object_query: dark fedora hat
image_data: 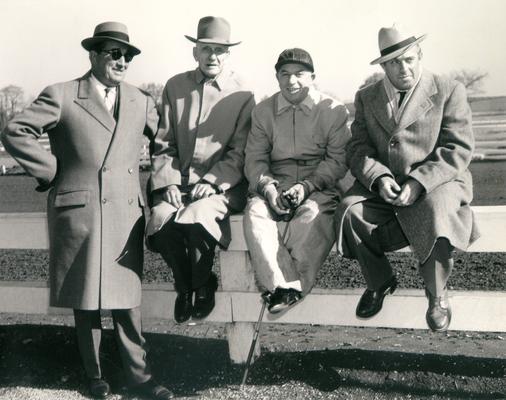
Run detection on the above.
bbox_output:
[81,21,141,55]
[184,16,241,46]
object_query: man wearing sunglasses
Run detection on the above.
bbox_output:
[147,16,255,323]
[1,22,173,399]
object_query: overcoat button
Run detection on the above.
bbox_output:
[128,198,133,205]
[102,198,107,204]
[128,168,133,174]
[102,166,107,172]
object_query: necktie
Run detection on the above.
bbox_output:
[398,91,407,108]
[104,87,114,114]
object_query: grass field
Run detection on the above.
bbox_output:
[0,160,505,213]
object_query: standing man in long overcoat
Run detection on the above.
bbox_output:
[335,25,480,332]
[243,48,350,313]
[147,16,255,323]
[1,22,173,400]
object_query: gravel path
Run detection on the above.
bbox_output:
[1,314,505,399]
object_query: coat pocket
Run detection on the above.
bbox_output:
[54,190,90,208]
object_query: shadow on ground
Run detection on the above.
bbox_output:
[0,324,505,399]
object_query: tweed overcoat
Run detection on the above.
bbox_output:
[1,72,159,309]
[335,71,480,263]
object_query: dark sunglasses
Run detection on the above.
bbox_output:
[100,48,134,62]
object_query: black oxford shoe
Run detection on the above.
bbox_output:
[88,378,111,399]
[192,273,218,319]
[356,276,397,318]
[133,379,174,399]
[425,288,452,332]
[268,288,303,314]
[174,291,193,323]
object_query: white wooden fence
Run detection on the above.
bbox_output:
[1,207,505,364]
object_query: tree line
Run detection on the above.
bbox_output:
[0,70,488,132]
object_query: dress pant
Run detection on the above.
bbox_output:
[149,219,217,293]
[341,197,453,296]
[243,193,337,295]
[73,307,151,384]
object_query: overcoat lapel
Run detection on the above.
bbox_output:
[74,72,116,133]
[397,72,437,131]
[103,82,138,164]
[366,83,396,134]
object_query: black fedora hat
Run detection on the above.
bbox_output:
[81,21,141,55]
[185,16,241,46]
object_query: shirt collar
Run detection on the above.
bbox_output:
[194,68,227,90]
[383,68,423,104]
[90,73,116,96]
[276,88,319,115]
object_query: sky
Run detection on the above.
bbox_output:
[1,0,505,102]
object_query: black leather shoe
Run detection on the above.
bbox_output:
[425,288,452,332]
[133,379,174,399]
[192,273,218,319]
[174,291,193,323]
[88,378,111,399]
[268,288,302,314]
[356,276,397,318]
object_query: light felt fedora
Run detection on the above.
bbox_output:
[81,21,141,55]
[185,16,241,46]
[370,24,426,65]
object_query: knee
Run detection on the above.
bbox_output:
[184,223,214,244]
[148,222,181,253]
[244,198,271,225]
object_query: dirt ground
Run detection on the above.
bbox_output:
[0,313,505,400]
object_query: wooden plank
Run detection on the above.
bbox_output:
[0,281,232,322]
[1,282,504,332]
[228,290,506,332]
[1,207,506,252]
[468,206,506,251]
[229,206,506,252]
[0,212,48,249]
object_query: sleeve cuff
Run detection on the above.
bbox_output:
[257,176,278,197]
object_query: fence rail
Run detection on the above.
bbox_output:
[1,208,505,363]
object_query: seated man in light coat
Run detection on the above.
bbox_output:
[147,17,255,323]
[335,25,480,331]
[244,48,350,314]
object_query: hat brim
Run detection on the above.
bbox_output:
[184,35,241,46]
[81,36,141,55]
[370,34,426,65]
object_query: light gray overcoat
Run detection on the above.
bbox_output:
[1,73,159,309]
[147,69,255,248]
[335,71,480,262]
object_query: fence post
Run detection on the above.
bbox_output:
[219,249,260,364]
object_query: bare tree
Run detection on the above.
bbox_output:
[450,69,488,95]
[359,72,385,89]
[139,83,164,109]
[0,85,26,131]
